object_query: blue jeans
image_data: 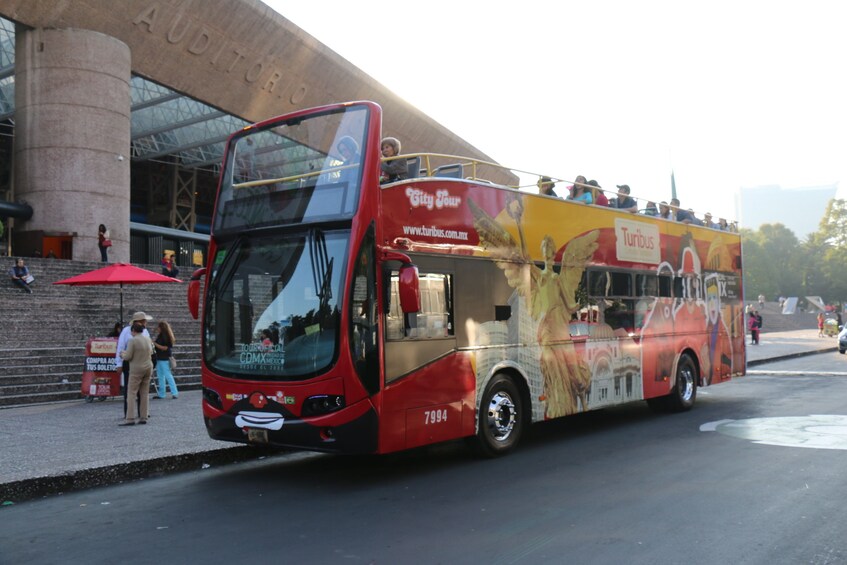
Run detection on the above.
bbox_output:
[155,359,179,398]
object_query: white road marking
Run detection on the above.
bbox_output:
[701,415,847,450]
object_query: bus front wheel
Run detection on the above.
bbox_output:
[472,374,524,457]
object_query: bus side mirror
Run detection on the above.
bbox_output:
[398,264,420,314]
[187,267,207,320]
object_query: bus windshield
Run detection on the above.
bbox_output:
[213,105,370,233]
[204,229,348,381]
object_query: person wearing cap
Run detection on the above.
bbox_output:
[687,208,704,226]
[537,176,559,198]
[116,311,152,418]
[119,322,154,426]
[703,212,717,229]
[611,185,638,213]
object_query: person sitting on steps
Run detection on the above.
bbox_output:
[9,258,34,294]
[161,253,180,278]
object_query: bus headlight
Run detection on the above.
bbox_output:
[302,394,345,416]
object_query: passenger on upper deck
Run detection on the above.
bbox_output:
[337,136,359,163]
[658,201,673,220]
[687,209,704,226]
[336,136,360,185]
[379,137,407,184]
[587,180,608,206]
[703,212,717,229]
[568,175,587,194]
[670,198,693,224]
[717,218,729,231]
[537,176,559,197]
[642,201,658,216]
[568,176,592,204]
[610,184,638,213]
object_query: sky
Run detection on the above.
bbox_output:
[264,0,847,223]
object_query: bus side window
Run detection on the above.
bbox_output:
[609,272,632,296]
[658,275,673,297]
[605,299,636,334]
[351,227,378,394]
[673,276,684,298]
[636,274,658,297]
[588,271,609,297]
[386,271,453,340]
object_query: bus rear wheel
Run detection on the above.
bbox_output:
[647,354,697,413]
[472,374,524,457]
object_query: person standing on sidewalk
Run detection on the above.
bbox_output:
[119,323,154,426]
[115,312,152,418]
[748,309,760,345]
[152,320,179,400]
[818,312,825,337]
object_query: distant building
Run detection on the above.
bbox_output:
[735,184,838,238]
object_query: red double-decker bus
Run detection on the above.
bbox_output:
[188,101,745,456]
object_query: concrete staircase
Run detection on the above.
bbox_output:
[0,257,202,407]
[752,301,820,334]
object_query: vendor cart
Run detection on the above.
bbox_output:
[824,317,839,337]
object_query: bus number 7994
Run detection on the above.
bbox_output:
[425,409,448,425]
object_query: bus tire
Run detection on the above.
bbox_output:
[665,353,697,412]
[472,373,524,458]
[647,354,697,413]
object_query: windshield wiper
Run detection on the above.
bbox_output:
[309,229,334,317]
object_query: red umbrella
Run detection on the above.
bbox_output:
[54,263,182,324]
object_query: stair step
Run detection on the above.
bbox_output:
[0,257,204,408]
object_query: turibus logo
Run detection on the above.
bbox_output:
[615,218,660,264]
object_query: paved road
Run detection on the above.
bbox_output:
[0,329,836,505]
[3,367,847,564]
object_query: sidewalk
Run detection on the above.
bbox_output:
[746,328,837,365]
[0,329,837,504]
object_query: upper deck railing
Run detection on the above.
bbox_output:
[383,152,739,232]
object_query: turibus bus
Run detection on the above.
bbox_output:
[187,101,745,457]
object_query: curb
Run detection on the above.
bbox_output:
[746,347,836,367]
[0,445,281,505]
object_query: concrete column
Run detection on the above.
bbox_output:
[13,26,131,261]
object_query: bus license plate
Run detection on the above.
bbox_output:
[247,429,268,444]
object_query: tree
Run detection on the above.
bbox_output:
[817,199,847,247]
[741,223,803,300]
[813,199,847,303]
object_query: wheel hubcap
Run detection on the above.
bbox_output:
[679,366,695,402]
[487,391,516,441]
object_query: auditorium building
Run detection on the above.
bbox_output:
[0,0,497,264]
